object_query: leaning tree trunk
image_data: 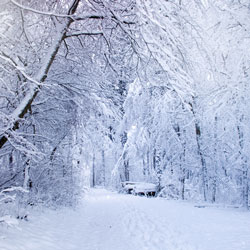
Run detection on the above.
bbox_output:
[0,0,80,149]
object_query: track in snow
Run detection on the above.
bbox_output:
[0,188,250,250]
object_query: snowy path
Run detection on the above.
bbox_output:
[1,188,250,250]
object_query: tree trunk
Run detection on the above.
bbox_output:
[23,160,31,190]
[237,122,249,209]
[212,116,218,203]
[0,0,81,149]
[92,153,96,187]
[123,152,129,181]
[101,150,106,186]
[189,99,208,201]
[242,167,249,209]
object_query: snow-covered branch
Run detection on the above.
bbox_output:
[10,0,74,18]
[0,0,81,149]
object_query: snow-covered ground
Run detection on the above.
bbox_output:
[0,188,250,250]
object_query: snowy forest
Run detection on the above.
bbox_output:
[0,0,250,224]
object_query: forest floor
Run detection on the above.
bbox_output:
[0,188,250,250]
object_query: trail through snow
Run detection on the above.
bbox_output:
[0,188,250,250]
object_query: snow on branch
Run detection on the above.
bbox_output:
[0,186,28,204]
[7,130,45,160]
[10,0,124,23]
[0,54,41,87]
[10,0,74,18]
[65,31,103,38]
[0,186,29,194]
[0,0,81,149]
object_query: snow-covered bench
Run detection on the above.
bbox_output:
[121,182,157,197]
